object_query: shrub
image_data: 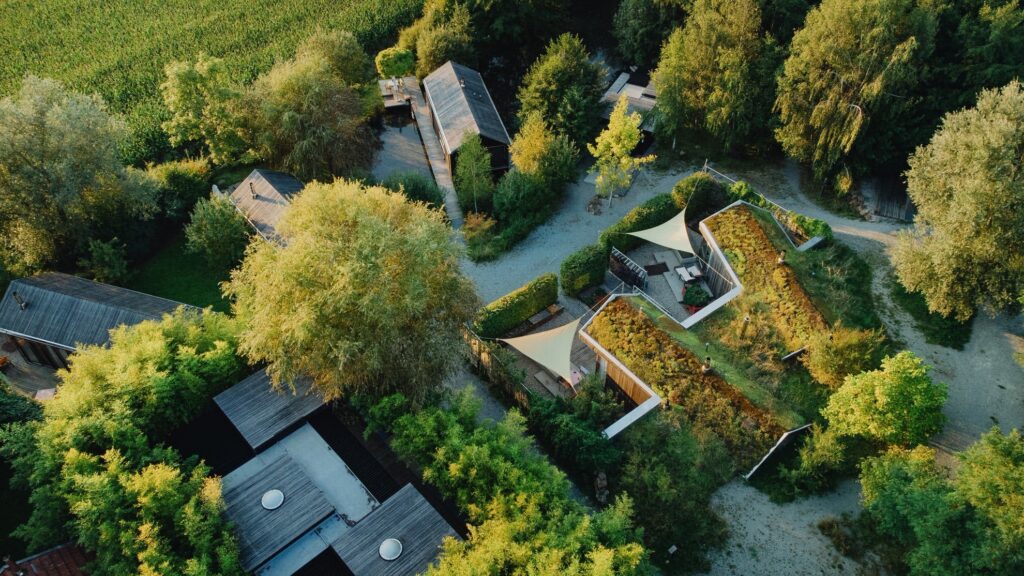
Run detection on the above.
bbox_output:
[560,243,608,296]
[493,170,549,224]
[779,424,848,495]
[147,159,213,222]
[375,46,415,77]
[803,325,886,389]
[463,212,501,261]
[78,238,129,284]
[473,273,559,337]
[0,380,41,426]
[598,193,678,253]
[381,171,445,208]
[453,133,495,213]
[671,172,730,218]
[185,194,251,270]
[728,180,833,241]
[683,284,714,307]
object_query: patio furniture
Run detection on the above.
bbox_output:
[675,266,694,283]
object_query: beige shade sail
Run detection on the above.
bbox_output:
[627,209,694,254]
[499,318,581,383]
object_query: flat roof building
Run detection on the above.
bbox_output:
[228,169,305,243]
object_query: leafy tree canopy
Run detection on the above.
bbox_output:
[225,179,478,404]
[613,0,686,70]
[185,193,251,270]
[823,351,946,446]
[518,33,607,146]
[0,76,159,276]
[0,310,245,574]
[774,0,938,182]
[588,96,655,198]
[454,132,495,214]
[161,54,246,165]
[893,81,1024,321]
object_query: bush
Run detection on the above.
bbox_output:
[473,273,559,337]
[493,170,549,224]
[185,194,250,270]
[803,325,886,389]
[560,243,608,296]
[78,238,129,284]
[375,46,415,77]
[779,424,848,495]
[671,172,730,218]
[381,171,445,208]
[463,212,502,261]
[453,133,495,213]
[598,193,678,253]
[728,180,833,241]
[0,380,41,426]
[147,158,212,222]
[683,284,713,307]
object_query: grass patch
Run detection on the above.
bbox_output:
[748,208,883,331]
[890,280,973,350]
[127,232,231,312]
[626,295,804,429]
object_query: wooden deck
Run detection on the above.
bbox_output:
[1,348,59,398]
[405,77,464,229]
[332,483,458,576]
[222,453,335,571]
[214,371,325,451]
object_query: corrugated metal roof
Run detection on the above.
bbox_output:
[0,273,184,350]
[228,169,304,243]
[422,61,511,156]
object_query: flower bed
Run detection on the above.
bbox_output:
[704,205,828,350]
[587,298,783,465]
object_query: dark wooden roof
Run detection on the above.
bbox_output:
[332,483,459,576]
[422,61,511,156]
[215,370,325,451]
[1,543,90,576]
[223,453,335,571]
[0,273,184,350]
[228,169,304,242]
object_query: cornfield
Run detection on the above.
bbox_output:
[0,0,423,163]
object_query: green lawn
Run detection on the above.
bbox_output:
[625,295,805,429]
[127,232,231,312]
[890,279,973,350]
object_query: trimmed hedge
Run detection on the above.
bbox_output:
[473,273,559,337]
[560,243,608,296]
[671,172,730,218]
[598,193,678,253]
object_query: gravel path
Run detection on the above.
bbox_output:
[462,165,694,303]
[708,480,862,576]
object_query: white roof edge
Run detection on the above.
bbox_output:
[603,395,661,438]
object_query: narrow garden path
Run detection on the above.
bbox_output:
[406,79,464,229]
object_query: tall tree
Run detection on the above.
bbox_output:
[224,180,478,403]
[822,351,946,447]
[415,4,476,77]
[454,132,496,213]
[0,76,159,276]
[295,29,374,85]
[242,51,375,181]
[955,427,1024,566]
[653,0,780,150]
[613,0,686,70]
[774,0,938,185]
[588,96,656,199]
[185,194,251,271]
[160,54,246,165]
[517,33,607,146]
[893,81,1024,321]
[509,111,579,189]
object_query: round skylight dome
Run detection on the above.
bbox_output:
[379,538,403,561]
[261,489,285,510]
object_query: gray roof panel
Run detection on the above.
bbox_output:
[0,273,184,349]
[215,370,325,451]
[422,61,511,155]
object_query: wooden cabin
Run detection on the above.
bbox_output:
[0,273,184,370]
[422,61,511,177]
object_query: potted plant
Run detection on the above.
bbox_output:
[682,285,713,313]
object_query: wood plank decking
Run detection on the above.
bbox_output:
[404,76,464,229]
[214,371,325,452]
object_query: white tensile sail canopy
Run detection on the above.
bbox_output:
[626,209,694,254]
[499,318,581,383]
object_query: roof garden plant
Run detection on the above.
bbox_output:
[704,204,828,351]
[587,297,784,466]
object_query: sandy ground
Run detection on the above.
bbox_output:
[708,480,862,576]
